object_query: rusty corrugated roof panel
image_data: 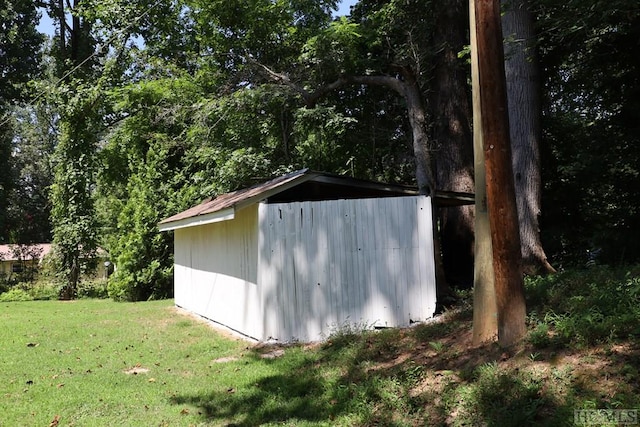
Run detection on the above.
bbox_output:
[159,169,316,226]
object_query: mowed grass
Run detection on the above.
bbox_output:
[1,266,640,426]
[0,300,251,426]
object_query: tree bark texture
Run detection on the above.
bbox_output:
[431,0,476,289]
[470,0,498,345]
[474,0,527,347]
[501,0,555,275]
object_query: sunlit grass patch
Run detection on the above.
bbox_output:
[1,267,639,426]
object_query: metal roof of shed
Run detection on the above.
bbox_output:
[158,169,474,231]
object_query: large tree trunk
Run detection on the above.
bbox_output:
[470,0,498,345]
[431,0,475,289]
[501,0,555,275]
[475,0,527,347]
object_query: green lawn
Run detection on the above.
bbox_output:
[1,267,640,426]
[0,299,377,426]
[0,300,254,426]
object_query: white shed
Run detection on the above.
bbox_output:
[159,169,471,342]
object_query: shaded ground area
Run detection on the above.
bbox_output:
[171,267,640,426]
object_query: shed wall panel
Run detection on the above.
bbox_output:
[258,195,436,342]
[173,205,261,339]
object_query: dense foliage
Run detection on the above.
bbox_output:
[0,0,638,300]
[536,0,640,266]
[0,0,44,243]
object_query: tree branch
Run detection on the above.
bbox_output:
[245,56,409,108]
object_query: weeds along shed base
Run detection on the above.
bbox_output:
[159,169,473,342]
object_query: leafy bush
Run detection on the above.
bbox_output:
[107,259,173,302]
[77,279,109,299]
[28,281,60,300]
[0,288,34,302]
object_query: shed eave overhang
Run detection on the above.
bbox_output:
[158,207,235,231]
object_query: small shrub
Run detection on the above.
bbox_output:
[528,322,552,348]
[28,281,59,300]
[0,288,34,302]
[77,279,109,299]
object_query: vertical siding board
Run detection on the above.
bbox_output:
[382,198,395,325]
[388,199,401,324]
[259,203,278,340]
[280,204,290,339]
[424,197,437,317]
[345,200,356,326]
[319,203,331,340]
[359,199,374,326]
[258,203,269,339]
[397,198,411,321]
[284,202,301,341]
[357,199,370,325]
[308,201,324,340]
[293,202,307,340]
[338,200,350,326]
[337,200,349,326]
[406,198,418,319]
[407,197,421,321]
[281,203,294,340]
[240,207,259,339]
[416,196,436,319]
[302,201,320,341]
[274,205,286,340]
[292,202,302,340]
[327,200,340,330]
[344,199,358,326]
[390,198,403,322]
[361,198,377,327]
[297,202,306,340]
[367,198,384,327]
[352,199,365,325]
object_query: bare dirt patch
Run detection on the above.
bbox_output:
[124,366,150,375]
[211,356,240,363]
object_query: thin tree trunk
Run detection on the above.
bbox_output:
[71,0,81,63]
[501,0,555,275]
[400,72,451,299]
[402,74,436,196]
[431,0,475,289]
[57,0,66,57]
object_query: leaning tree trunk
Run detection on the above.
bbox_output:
[430,0,475,289]
[501,0,555,274]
